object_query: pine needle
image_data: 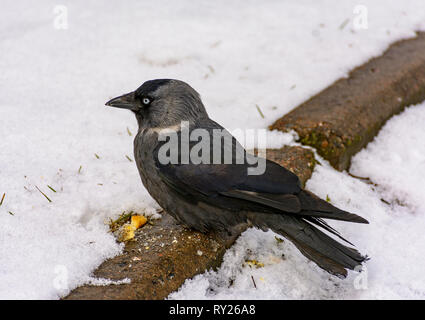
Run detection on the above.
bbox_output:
[8,211,14,216]
[47,185,57,193]
[0,193,5,206]
[339,18,350,30]
[125,155,133,162]
[35,186,52,203]
[207,65,215,73]
[251,275,257,289]
[255,104,265,119]
[94,153,100,159]
[78,165,82,174]
[126,127,132,136]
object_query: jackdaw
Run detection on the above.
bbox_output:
[106,79,368,277]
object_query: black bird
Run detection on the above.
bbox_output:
[106,79,368,277]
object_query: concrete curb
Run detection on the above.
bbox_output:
[64,146,315,300]
[270,32,425,171]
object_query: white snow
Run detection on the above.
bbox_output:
[1,0,425,299]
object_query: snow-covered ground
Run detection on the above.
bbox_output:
[1,0,424,299]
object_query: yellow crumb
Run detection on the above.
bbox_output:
[114,214,148,242]
[131,215,147,229]
[118,224,136,242]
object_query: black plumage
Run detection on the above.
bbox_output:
[106,79,369,278]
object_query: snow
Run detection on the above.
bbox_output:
[1,0,425,299]
[351,104,425,215]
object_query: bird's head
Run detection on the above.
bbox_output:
[106,79,208,129]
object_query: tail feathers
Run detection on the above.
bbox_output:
[251,213,367,277]
[298,190,369,224]
[304,216,354,246]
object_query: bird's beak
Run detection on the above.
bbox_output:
[105,91,137,110]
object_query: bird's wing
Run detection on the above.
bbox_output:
[154,120,302,211]
[157,160,302,212]
[154,121,367,224]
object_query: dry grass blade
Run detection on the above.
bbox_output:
[109,211,134,232]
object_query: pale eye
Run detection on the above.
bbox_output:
[142,97,151,105]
